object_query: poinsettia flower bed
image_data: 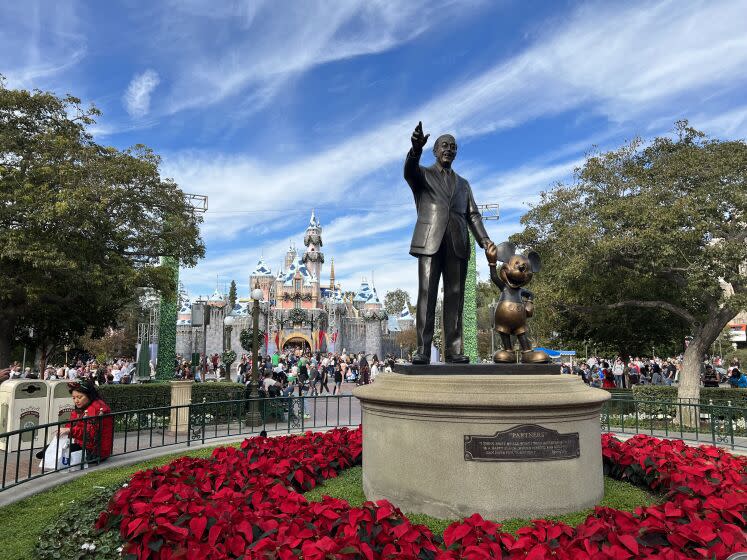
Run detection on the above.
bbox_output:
[95,428,747,559]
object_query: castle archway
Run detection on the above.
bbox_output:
[281,333,312,352]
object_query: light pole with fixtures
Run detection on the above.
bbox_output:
[247,286,264,426]
[224,314,235,351]
[224,313,235,380]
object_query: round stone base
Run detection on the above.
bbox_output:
[353,371,610,520]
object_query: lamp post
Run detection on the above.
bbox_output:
[274,310,288,353]
[244,287,264,427]
[224,314,235,352]
[64,344,71,366]
[224,314,235,380]
[251,287,263,388]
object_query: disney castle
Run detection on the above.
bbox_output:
[175,211,414,361]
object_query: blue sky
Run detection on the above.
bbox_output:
[3,0,747,303]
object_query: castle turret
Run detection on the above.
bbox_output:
[329,257,335,291]
[250,256,273,302]
[284,242,297,270]
[302,209,324,283]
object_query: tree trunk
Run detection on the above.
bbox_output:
[38,340,51,375]
[0,329,12,369]
[677,306,735,427]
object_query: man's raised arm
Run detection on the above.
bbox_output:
[404,121,428,192]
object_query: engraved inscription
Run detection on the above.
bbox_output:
[464,424,580,462]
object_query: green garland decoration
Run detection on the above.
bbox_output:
[287,308,308,325]
[222,350,237,366]
[463,231,478,363]
[240,328,266,353]
[156,257,179,380]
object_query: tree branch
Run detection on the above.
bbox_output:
[558,299,696,325]
[603,254,689,287]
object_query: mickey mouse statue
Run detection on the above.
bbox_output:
[486,242,550,364]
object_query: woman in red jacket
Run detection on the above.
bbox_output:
[59,380,114,462]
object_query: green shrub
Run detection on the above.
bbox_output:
[632,385,747,407]
[96,383,248,431]
[98,383,171,413]
[192,382,246,404]
[97,382,248,413]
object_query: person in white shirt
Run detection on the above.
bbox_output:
[66,367,78,380]
[112,367,122,384]
[262,372,277,393]
[612,358,625,388]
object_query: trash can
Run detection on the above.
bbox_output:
[0,379,49,452]
[47,380,75,425]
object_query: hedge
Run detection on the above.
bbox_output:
[98,382,247,413]
[631,385,747,408]
[99,383,170,413]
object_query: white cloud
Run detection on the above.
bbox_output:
[477,158,585,211]
[163,0,747,300]
[123,70,160,118]
[168,0,747,242]
[0,1,86,90]
[157,0,477,114]
[415,0,747,139]
[690,105,747,139]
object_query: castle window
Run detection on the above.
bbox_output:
[295,280,301,290]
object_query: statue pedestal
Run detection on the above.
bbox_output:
[353,365,610,520]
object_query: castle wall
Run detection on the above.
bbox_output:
[175,326,193,358]
[340,318,383,357]
[341,318,365,354]
[203,306,226,357]
[365,320,384,358]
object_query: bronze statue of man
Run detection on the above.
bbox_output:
[405,122,495,364]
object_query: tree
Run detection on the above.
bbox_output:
[384,289,411,316]
[77,302,140,363]
[0,80,205,367]
[228,280,238,310]
[513,122,747,407]
[395,328,417,357]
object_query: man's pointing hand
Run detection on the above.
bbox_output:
[411,121,430,151]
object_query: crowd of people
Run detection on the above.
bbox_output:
[241,347,396,399]
[0,356,142,386]
[174,347,398,389]
[560,355,744,389]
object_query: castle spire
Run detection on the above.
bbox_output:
[329,257,335,290]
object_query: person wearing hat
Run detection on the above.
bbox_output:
[728,368,747,389]
[58,380,113,462]
[703,364,720,387]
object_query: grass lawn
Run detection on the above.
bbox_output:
[0,444,239,560]
[305,466,660,536]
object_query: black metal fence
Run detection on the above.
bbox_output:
[0,395,360,492]
[4,394,743,493]
[602,397,747,450]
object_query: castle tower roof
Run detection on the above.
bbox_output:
[308,209,320,228]
[399,304,413,320]
[252,256,272,276]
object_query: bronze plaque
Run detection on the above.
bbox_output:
[464,424,580,462]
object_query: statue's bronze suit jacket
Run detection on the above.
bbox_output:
[404,149,489,257]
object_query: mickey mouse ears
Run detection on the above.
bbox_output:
[494,242,516,263]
